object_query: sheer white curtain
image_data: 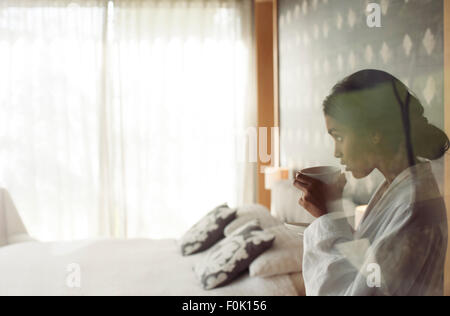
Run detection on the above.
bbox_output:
[0,0,256,241]
[0,0,105,241]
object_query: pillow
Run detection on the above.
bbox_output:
[180,204,237,256]
[249,225,303,277]
[235,203,271,214]
[224,204,281,237]
[194,220,275,290]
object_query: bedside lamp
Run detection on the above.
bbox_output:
[264,167,290,190]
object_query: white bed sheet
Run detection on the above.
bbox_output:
[0,238,302,296]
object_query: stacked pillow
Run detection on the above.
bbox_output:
[180,203,304,290]
[180,204,237,256]
[224,205,304,278]
[194,220,275,290]
[224,204,282,236]
[249,225,303,277]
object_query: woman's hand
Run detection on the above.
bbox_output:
[293,173,347,218]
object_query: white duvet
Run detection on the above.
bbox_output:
[0,238,302,296]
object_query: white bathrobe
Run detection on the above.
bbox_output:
[303,161,448,296]
[0,188,34,246]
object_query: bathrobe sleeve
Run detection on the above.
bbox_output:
[302,202,446,296]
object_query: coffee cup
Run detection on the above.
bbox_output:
[298,166,341,184]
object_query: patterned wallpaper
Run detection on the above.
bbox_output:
[278,0,444,185]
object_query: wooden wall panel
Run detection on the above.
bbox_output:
[255,0,279,209]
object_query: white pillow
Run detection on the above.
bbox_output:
[224,205,281,237]
[249,225,303,277]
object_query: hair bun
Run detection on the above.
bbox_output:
[411,117,450,160]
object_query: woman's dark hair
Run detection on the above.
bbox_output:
[323,69,450,161]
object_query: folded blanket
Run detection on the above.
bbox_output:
[0,189,34,246]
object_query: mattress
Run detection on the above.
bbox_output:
[0,238,304,296]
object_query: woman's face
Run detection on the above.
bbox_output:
[325,115,378,179]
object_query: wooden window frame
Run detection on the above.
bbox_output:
[254,0,279,209]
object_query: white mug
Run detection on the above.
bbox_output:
[299,166,341,184]
[297,166,344,214]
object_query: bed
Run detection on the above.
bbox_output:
[0,238,304,296]
[0,188,305,296]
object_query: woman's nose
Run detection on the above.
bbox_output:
[334,147,342,159]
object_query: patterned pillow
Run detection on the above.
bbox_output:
[249,225,303,277]
[180,204,237,256]
[224,206,282,237]
[194,220,275,290]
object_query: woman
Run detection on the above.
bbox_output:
[294,69,448,296]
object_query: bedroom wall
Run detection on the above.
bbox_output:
[278,0,444,192]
